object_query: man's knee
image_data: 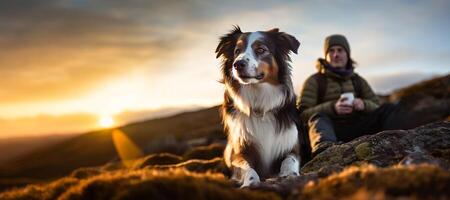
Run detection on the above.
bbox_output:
[307,112,337,151]
[308,112,334,134]
[308,112,332,126]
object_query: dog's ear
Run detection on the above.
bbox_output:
[269,30,300,55]
[279,32,300,54]
[215,25,242,59]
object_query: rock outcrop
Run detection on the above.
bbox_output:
[301,121,450,173]
[250,121,450,198]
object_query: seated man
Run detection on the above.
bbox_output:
[297,34,396,157]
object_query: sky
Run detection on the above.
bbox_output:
[0,0,449,138]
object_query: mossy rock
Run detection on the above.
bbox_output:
[301,144,350,173]
[295,164,450,200]
[355,142,372,160]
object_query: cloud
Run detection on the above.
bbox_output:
[0,0,194,103]
[0,0,449,125]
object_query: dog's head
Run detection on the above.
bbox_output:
[216,26,300,85]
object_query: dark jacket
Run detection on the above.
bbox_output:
[297,59,380,121]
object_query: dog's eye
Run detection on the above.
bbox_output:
[255,48,266,54]
[234,49,241,55]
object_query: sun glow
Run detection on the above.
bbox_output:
[99,115,115,128]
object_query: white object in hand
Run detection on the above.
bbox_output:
[340,92,354,106]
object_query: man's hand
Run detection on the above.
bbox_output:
[353,98,365,111]
[335,98,353,115]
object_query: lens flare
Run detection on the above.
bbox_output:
[112,129,144,167]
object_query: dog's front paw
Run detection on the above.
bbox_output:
[279,155,300,178]
[279,170,299,178]
[240,168,260,188]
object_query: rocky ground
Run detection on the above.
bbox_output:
[0,122,449,200]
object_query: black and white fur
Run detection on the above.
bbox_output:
[215,26,301,187]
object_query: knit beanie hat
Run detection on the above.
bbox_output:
[324,34,350,57]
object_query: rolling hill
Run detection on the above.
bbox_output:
[0,106,223,182]
[0,134,77,164]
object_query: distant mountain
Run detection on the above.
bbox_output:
[390,74,449,102]
[389,74,449,128]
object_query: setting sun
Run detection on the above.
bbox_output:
[99,116,115,128]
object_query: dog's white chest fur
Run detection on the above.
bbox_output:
[228,113,298,169]
[226,83,298,169]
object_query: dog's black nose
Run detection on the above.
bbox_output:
[234,60,247,71]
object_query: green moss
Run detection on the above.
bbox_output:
[355,142,372,160]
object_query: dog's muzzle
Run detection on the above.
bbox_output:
[233,60,264,80]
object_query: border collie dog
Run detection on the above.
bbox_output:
[215,26,301,187]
